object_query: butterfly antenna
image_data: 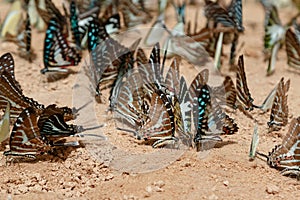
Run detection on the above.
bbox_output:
[161,22,173,35]
[72,100,93,114]
[161,38,170,75]
[256,151,269,160]
[76,124,105,133]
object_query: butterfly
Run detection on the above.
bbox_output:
[38,112,78,146]
[0,53,76,121]
[190,70,238,151]
[5,12,36,62]
[4,107,51,159]
[41,17,81,74]
[285,20,300,69]
[112,45,183,148]
[138,89,178,148]
[26,0,46,31]
[112,72,178,148]
[87,18,140,100]
[263,117,300,178]
[136,44,187,138]
[0,0,23,38]
[0,102,10,143]
[204,0,244,68]
[211,71,255,121]
[212,76,237,109]
[205,0,244,32]
[249,123,259,160]
[260,2,285,75]
[119,0,152,28]
[235,55,256,111]
[256,82,278,112]
[267,77,290,132]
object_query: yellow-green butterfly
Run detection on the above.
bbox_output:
[0,102,10,143]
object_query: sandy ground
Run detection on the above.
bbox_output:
[1,0,300,199]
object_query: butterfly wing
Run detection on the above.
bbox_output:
[0,70,44,118]
[268,78,290,132]
[268,117,300,169]
[285,27,300,69]
[4,107,50,157]
[0,102,10,143]
[236,55,254,110]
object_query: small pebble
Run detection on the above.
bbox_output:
[154,180,165,188]
[223,180,229,187]
[266,185,279,194]
[145,186,152,193]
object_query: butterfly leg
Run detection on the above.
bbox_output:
[281,166,300,179]
[229,33,239,71]
[151,136,179,149]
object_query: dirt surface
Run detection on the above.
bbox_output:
[1,0,300,199]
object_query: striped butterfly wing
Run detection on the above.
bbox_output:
[212,76,237,109]
[138,43,163,86]
[164,58,189,139]
[108,38,141,97]
[236,55,255,110]
[164,57,181,96]
[113,72,150,131]
[70,0,82,49]
[0,70,44,118]
[5,13,36,62]
[21,13,35,62]
[137,48,154,85]
[204,0,237,29]
[178,76,192,135]
[285,27,300,69]
[209,83,238,135]
[86,18,109,95]
[37,104,75,128]
[268,117,300,171]
[227,0,244,32]
[39,113,77,143]
[37,0,67,28]
[268,78,290,132]
[92,36,139,97]
[223,76,237,109]
[189,69,209,132]
[194,84,238,151]
[0,53,22,90]
[222,114,239,135]
[138,90,177,148]
[189,69,209,100]
[41,18,81,74]
[4,107,50,158]
[193,84,214,151]
[119,0,152,28]
[103,13,121,35]
[168,76,193,147]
